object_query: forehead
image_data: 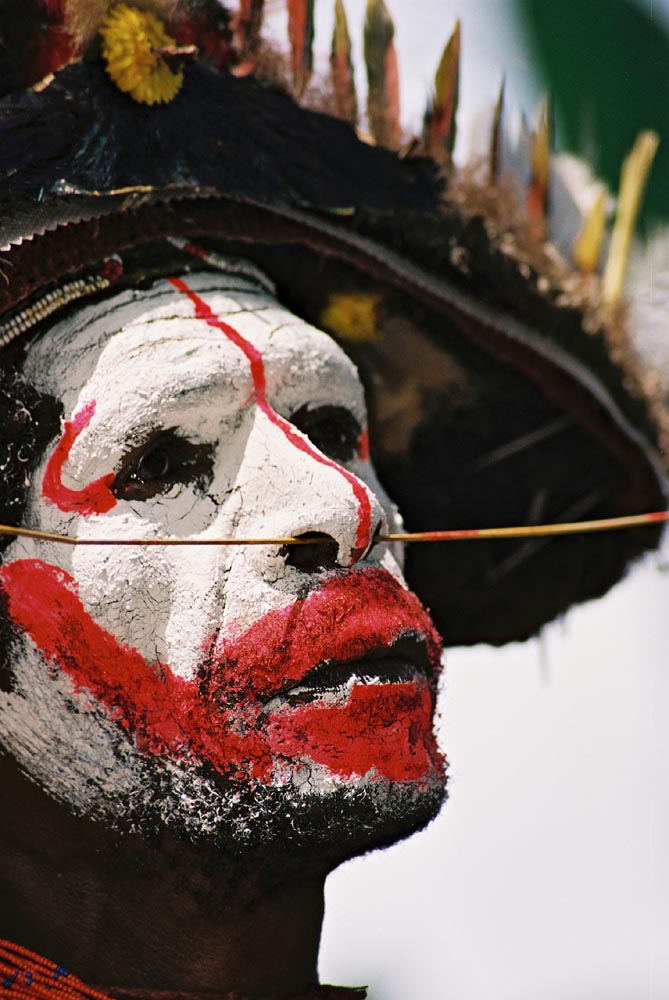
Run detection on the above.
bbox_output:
[23,272,361,413]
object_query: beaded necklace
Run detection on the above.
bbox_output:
[0,940,110,1000]
[0,941,366,1000]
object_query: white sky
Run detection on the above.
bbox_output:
[266,3,669,997]
[266,0,541,160]
[322,550,669,1000]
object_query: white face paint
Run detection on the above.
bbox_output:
[0,270,445,850]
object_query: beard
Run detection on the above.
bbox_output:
[133,747,448,856]
[1,720,447,922]
[2,638,447,900]
[87,751,448,916]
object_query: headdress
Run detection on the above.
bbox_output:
[0,0,665,645]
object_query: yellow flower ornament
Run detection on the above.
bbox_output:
[100,3,184,105]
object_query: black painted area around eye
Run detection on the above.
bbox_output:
[111,428,215,502]
[289,405,361,464]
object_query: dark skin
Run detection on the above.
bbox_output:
[0,756,325,996]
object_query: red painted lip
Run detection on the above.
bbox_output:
[267,633,431,708]
[201,567,443,706]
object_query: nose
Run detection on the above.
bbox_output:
[285,520,383,573]
[237,410,387,568]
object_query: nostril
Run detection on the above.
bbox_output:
[284,532,340,573]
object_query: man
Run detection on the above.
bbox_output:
[0,2,664,997]
[0,260,446,997]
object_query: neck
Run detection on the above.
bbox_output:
[0,758,325,997]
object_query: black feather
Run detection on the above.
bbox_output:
[0,60,440,210]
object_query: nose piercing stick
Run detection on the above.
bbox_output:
[0,511,667,546]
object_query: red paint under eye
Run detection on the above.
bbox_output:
[42,401,117,516]
[168,277,374,562]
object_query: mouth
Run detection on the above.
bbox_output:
[2,559,444,784]
[207,567,443,710]
[262,634,430,712]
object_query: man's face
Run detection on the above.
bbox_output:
[0,271,445,857]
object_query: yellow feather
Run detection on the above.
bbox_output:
[603,130,660,305]
[321,292,381,343]
[573,192,607,274]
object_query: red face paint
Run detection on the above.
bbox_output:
[42,400,117,516]
[0,560,443,784]
[357,428,370,462]
[168,277,374,562]
[41,284,374,558]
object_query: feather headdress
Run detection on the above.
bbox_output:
[0,0,664,645]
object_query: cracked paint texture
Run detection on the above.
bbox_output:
[0,271,446,842]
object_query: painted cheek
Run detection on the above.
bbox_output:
[167,277,373,562]
[42,400,117,515]
[0,558,271,777]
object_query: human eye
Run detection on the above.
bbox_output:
[111,428,214,501]
[289,404,362,464]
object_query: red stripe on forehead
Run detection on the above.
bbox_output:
[167,276,373,562]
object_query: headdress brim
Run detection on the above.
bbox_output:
[0,60,664,646]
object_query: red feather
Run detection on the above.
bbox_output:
[235,0,264,51]
[331,0,357,123]
[287,0,314,98]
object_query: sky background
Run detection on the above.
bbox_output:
[266,3,669,997]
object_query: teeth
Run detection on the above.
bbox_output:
[260,636,430,714]
[264,656,422,712]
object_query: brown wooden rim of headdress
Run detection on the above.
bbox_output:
[0,195,665,512]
